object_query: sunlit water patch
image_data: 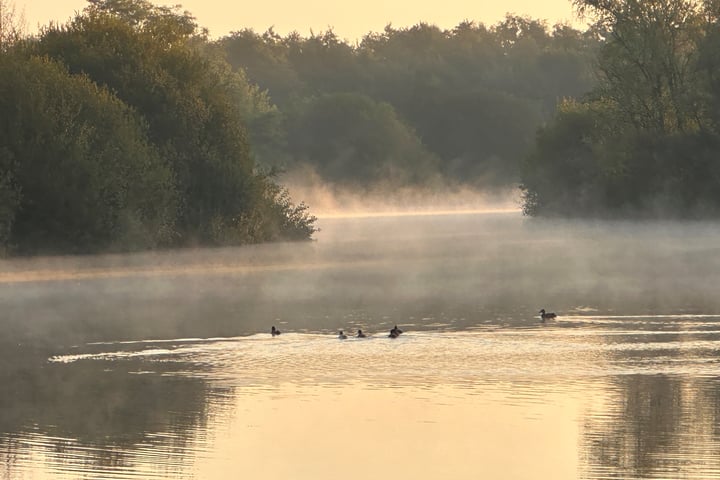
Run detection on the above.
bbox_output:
[48,320,720,382]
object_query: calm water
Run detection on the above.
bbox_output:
[4,211,720,479]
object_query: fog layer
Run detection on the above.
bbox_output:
[3,212,720,354]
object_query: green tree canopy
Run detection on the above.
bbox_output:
[34,0,315,245]
[0,54,177,254]
[522,0,720,218]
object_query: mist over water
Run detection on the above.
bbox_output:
[4,210,720,479]
[279,172,520,217]
[6,209,720,345]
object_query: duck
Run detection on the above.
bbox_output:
[338,330,348,340]
[356,329,367,338]
[539,309,557,321]
[390,325,403,336]
[271,326,281,336]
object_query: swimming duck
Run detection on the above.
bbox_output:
[338,330,348,339]
[271,326,281,336]
[357,329,367,338]
[539,309,557,321]
[390,325,403,336]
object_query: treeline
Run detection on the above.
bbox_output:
[521,0,720,218]
[217,18,599,188]
[0,0,316,256]
[11,0,697,255]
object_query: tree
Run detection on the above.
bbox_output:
[520,0,720,217]
[0,55,177,254]
[286,93,440,186]
[36,1,315,245]
[220,28,304,106]
[573,0,705,133]
[0,0,24,51]
[521,99,616,216]
[285,29,365,97]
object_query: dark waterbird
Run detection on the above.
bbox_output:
[539,309,557,321]
[357,329,366,338]
[389,325,403,338]
[338,330,348,339]
[271,326,281,336]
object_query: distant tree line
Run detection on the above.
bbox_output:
[521,0,720,218]
[0,0,316,256]
[218,18,599,188]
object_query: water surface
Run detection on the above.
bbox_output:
[3,212,720,479]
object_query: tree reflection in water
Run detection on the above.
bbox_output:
[581,375,720,478]
[0,346,226,479]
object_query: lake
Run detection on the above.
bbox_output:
[3,211,720,479]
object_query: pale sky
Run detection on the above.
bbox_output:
[17,0,582,41]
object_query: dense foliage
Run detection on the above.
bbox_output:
[0,0,316,255]
[218,19,599,188]
[521,0,720,217]
[8,0,717,255]
[0,53,178,254]
[286,93,441,185]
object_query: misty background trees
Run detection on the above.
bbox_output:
[219,19,599,187]
[219,0,720,219]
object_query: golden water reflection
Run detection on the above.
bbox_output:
[200,382,581,480]
[4,326,720,479]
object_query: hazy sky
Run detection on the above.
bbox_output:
[18,0,581,40]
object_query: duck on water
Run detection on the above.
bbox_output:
[389,325,403,338]
[269,326,404,338]
[539,309,557,321]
